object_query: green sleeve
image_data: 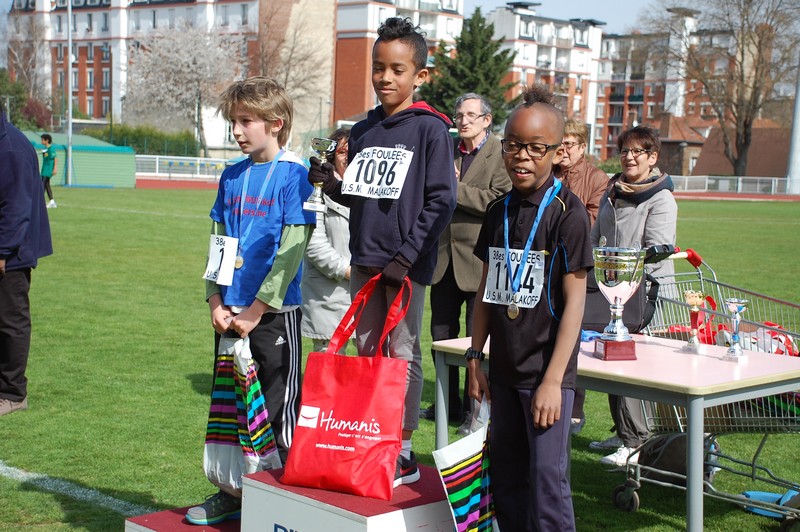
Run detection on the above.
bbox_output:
[256,224,313,309]
[205,221,226,301]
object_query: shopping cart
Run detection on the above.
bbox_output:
[611,249,800,528]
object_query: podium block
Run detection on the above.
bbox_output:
[242,465,453,531]
[125,507,239,532]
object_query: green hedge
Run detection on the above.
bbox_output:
[82,125,199,156]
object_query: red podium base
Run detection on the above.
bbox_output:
[594,338,637,360]
[125,507,239,532]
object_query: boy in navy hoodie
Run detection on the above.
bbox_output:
[309,17,456,486]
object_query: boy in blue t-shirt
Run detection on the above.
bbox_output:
[187,77,315,526]
[309,17,456,487]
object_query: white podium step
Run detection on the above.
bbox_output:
[241,465,453,531]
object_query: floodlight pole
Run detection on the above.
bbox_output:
[66,0,74,186]
[787,52,800,194]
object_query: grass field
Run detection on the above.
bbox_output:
[1,188,799,531]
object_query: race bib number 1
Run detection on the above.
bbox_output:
[483,246,545,308]
[341,146,413,200]
[202,235,238,286]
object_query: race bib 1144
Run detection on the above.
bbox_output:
[341,146,413,200]
[483,246,545,308]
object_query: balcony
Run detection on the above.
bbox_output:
[608,114,624,125]
[629,94,644,102]
[609,93,625,101]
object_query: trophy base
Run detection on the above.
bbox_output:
[681,343,707,355]
[722,353,749,363]
[594,338,637,361]
[303,201,328,213]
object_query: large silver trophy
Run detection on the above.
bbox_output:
[722,298,749,362]
[303,137,338,213]
[593,246,646,360]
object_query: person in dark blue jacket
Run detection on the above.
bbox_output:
[0,111,53,416]
[309,17,456,487]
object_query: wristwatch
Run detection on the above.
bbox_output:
[464,346,486,361]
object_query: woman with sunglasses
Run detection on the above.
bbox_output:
[587,125,677,469]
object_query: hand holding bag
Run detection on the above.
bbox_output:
[203,335,282,496]
[281,274,412,500]
[433,399,500,532]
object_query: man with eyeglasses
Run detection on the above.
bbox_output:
[424,93,511,434]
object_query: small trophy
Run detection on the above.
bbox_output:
[303,137,338,213]
[682,290,706,354]
[593,246,646,361]
[722,298,749,362]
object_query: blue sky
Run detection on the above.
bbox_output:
[466,0,648,35]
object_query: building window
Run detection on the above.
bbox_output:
[133,11,140,31]
[168,9,175,29]
[87,43,93,60]
[56,44,63,60]
[87,13,93,32]
[220,5,229,26]
[87,68,94,89]
[700,103,712,116]
[523,44,530,61]
[446,17,455,36]
[87,96,94,116]
[575,28,587,45]
[151,10,157,29]
[72,43,77,61]
[520,18,535,38]
[72,14,77,32]
[102,97,110,116]
[688,101,696,115]
[102,13,109,31]
[102,68,110,89]
[185,7,194,27]
[690,156,698,173]
[647,102,655,118]
[241,4,248,26]
[102,43,110,61]
[72,69,78,90]
[58,71,64,88]
[56,15,63,33]
[596,103,605,118]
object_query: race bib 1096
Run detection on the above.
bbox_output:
[341,146,413,200]
[483,246,545,308]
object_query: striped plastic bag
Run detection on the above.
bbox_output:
[203,335,282,496]
[433,399,500,532]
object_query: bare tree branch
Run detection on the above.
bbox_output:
[7,13,49,101]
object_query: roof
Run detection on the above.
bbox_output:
[692,126,789,177]
[658,114,714,145]
[22,130,135,153]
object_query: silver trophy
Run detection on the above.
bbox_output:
[592,246,646,360]
[722,298,749,362]
[303,137,338,213]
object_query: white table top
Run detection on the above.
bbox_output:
[431,335,800,397]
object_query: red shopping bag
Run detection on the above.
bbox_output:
[281,274,412,500]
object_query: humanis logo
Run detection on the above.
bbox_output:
[297,405,381,434]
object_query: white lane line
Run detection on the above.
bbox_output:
[0,460,157,517]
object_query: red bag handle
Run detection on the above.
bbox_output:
[326,274,413,356]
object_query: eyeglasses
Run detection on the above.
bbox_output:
[500,139,561,159]
[452,112,488,123]
[562,141,583,150]
[618,147,651,158]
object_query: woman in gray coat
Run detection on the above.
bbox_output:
[301,129,352,352]
[588,126,678,468]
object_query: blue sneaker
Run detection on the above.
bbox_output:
[185,490,241,525]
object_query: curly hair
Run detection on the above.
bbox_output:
[376,17,428,71]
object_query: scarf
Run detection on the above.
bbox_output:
[609,168,674,205]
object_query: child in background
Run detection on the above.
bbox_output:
[188,77,315,526]
[308,17,456,486]
[40,134,57,208]
[467,85,592,531]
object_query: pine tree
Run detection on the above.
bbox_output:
[419,8,518,126]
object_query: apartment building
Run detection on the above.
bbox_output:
[333,0,463,123]
[484,2,604,131]
[7,0,335,153]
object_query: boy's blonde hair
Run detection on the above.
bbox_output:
[218,77,293,147]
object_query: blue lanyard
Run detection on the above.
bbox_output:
[502,178,561,293]
[236,150,283,251]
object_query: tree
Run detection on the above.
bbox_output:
[418,8,517,126]
[0,68,30,125]
[645,0,800,176]
[124,24,247,157]
[6,12,49,101]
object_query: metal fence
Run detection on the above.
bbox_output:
[670,175,791,195]
[135,155,228,180]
